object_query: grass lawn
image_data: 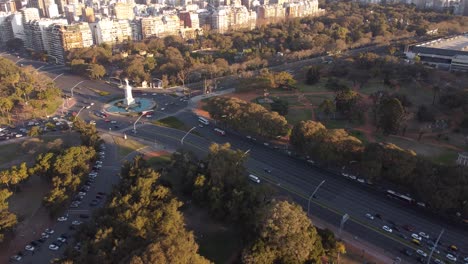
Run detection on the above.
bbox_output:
[277,95,304,106]
[113,136,146,158]
[304,94,335,106]
[183,205,242,264]
[359,80,389,96]
[296,79,330,93]
[286,108,313,124]
[153,116,189,131]
[397,82,433,106]
[0,132,82,168]
[428,150,458,166]
[146,155,172,169]
[0,143,22,166]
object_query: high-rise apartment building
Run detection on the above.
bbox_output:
[140,14,180,38]
[46,22,92,64]
[24,18,65,50]
[0,12,14,44]
[0,1,16,12]
[82,6,94,22]
[113,2,134,20]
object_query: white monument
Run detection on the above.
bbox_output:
[124,78,135,106]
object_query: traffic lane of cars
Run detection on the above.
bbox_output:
[131,127,415,263]
[188,123,468,256]
[141,121,468,258]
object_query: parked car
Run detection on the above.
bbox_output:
[382,225,392,233]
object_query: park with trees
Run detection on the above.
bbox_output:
[65,2,467,88]
[65,144,345,263]
[202,50,467,220]
[0,57,62,125]
[0,117,100,253]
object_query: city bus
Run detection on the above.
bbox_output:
[198,116,209,125]
[214,128,226,136]
[386,190,414,204]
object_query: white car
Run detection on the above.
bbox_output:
[357,178,365,183]
[446,254,457,261]
[25,245,35,251]
[78,191,87,196]
[142,93,147,95]
[412,233,422,241]
[416,250,428,257]
[110,120,117,124]
[382,225,392,233]
[41,232,49,238]
[89,120,96,125]
[160,108,165,111]
[419,232,430,239]
[341,172,349,178]
[57,215,68,221]
[365,213,374,220]
[45,228,54,235]
[349,175,357,180]
[49,244,59,251]
[72,220,82,226]
[85,106,91,109]
[57,236,67,243]
[90,103,95,106]
[152,93,157,96]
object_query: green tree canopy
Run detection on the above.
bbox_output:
[242,200,324,264]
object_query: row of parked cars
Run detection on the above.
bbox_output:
[10,144,107,262]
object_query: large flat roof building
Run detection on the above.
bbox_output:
[406,34,468,72]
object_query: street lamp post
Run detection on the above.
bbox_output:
[307,180,326,216]
[339,213,350,237]
[235,149,251,166]
[74,106,86,121]
[133,112,146,133]
[47,54,59,64]
[181,126,197,145]
[52,73,64,81]
[427,229,445,264]
[70,80,85,98]
[35,65,45,72]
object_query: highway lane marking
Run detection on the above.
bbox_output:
[124,126,434,258]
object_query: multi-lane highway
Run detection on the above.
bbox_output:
[2,50,467,264]
[126,115,468,264]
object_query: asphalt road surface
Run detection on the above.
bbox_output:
[3,46,467,264]
[128,120,468,264]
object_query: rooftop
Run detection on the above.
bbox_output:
[417,34,468,51]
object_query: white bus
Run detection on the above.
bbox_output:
[198,116,209,125]
[214,128,226,136]
[248,174,260,183]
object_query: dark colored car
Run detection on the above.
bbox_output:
[375,213,383,220]
[403,249,413,256]
[79,214,90,219]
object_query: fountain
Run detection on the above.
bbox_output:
[105,79,156,114]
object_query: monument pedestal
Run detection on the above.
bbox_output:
[124,78,135,106]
